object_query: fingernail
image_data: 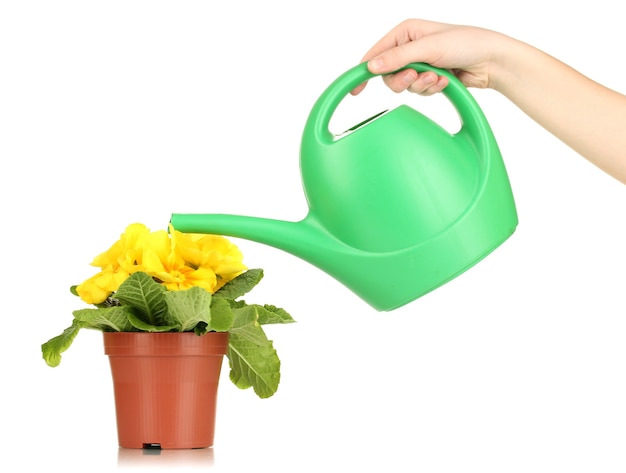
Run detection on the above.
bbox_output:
[402,70,416,84]
[368,58,384,72]
[422,73,436,85]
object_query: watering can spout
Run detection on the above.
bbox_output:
[169,212,324,260]
[169,212,378,305]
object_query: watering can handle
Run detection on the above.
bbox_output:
[306,62,491,149]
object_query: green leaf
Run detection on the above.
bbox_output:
[41,320,85,367]
[115,272,168,326]
[41,305,137,367]
[209,296,235,332]
[72,306,136,332]
[214,269,263,300]
[227,305,281,398]
[254,304,296,325]
[163,286,228,332]
[127,312,175,332]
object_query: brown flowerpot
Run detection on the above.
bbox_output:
[103,331,229,449]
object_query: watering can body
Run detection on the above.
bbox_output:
[171,62,518,311]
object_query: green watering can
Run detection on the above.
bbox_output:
[171,62,518,311]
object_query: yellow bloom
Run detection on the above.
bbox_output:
[76,223,151,304]
[76,223,247,304]
[91,223,150,270]
[76,268,130,304]
[136,229,215,292]
[172,229,247,290]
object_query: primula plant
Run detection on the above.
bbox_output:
[42,223,295,398]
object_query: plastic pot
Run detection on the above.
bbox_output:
[103,331,228,449]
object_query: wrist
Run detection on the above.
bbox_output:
[487,34,528,93]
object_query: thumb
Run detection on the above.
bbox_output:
[367,40,440,74]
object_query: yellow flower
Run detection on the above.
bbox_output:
[76,223,151,304]
[172,229,247,291]
[90,223,150,269]
[136,228,214,292]
[75,223,247,304]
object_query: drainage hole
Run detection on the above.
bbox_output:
[143,443,161,450]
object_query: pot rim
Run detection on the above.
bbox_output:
[103,331,229,356]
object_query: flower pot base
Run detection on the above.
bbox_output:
[123,443,209,450]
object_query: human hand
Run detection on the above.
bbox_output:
[352,19,507,96]
[350,19,626,185]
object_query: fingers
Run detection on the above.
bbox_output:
[383,70,449,96]
[352,69,449,97]
[351,19,435,96]
[367,46,419,76]
[381,69,419,92]
[351,19,451,96]
[352,26,416,96]
[350,81,367,96]
[350,58,419,96]
[408,74,449,96]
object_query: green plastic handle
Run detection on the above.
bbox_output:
[307,62,490,152]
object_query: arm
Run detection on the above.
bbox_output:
[355,19,626,185]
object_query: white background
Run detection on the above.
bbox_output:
[2,1,626,472]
